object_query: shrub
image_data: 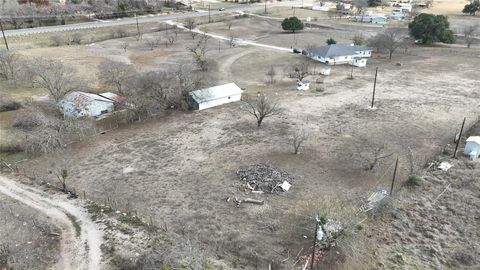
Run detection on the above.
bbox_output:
[326,38,337,45]
[51,35,65,46]
[0,101,21,112]
[356,224,365,231]
[71,33,84,44]
[12,110,44,130]
[406,175,422,187]
[0,144,24,153]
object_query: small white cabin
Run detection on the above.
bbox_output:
[297,79,310,91]
[188,83,243,111]
[464,136,480,160]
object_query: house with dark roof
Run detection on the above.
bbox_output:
[307,44,372,67]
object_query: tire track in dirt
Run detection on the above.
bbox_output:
[0,175,103,270]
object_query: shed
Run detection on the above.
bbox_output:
[58,91,114,118]
[464,136,480,160]
[297,79,310,91]
[188,83,243,111]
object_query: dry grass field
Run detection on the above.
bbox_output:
[5,14,476,268]
[0,193,60,269]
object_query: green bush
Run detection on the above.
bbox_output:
[406,175,422,187]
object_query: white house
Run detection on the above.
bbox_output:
[188,83,243,111]
[297,79,310,91]
[58,91,118,118]
[307,44,372,66]
[464,136,480,160]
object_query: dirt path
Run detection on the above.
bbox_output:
[0,175,104,270]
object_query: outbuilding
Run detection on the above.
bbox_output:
[59,91,116,118]
[464,136,480,160]
[188,83,243,111]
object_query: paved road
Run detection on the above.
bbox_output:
[3,5,263,37]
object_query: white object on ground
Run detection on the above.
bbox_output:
[438,162,452,171]
[280,181,291,191]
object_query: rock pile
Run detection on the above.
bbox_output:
[236,164,293,194]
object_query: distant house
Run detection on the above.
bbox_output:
[307,44,372,66]
[188,83,243,111]
[355,15,387,24]
[464,136,480,160]
[58,91,124,118]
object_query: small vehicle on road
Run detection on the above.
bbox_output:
[219,8,226,11]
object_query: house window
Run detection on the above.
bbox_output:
[228,97,231,99]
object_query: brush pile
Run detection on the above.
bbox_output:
[236,164,293,194]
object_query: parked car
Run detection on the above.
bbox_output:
[219,8,226,11]
[292,48,302,54]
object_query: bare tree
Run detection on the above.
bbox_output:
[29,57,83,102]
[124,69,201,120]
[400,37,414,53]
[166,32,176,46]
[190,31,198,40]
[226,21,233,30]
[145,38,159,50]
[0,50,22,81]
[55,167,69,192]
[355,141,393,171]
[120,42,129,53]
[98,60,136,94]
[242,92,281,127]
[228,34,236,48]
[464,25,478,48]
[185,18,196,31]
[368,28,405,59]
[292,129,308,154]
[188,34,210,71]
[287,62,309,80]
[266,66,276,84]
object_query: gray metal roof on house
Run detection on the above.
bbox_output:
[309,44,372,58]
[189,83,243,104]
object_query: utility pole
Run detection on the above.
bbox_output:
[350,62,354,79]
[0,20,9,51]
[390,156,399,196]
[453,117,466,158]
[208,5,211,23]
[264,0,267,14]
[371,67,378,108]
[293,6,296,16]
[135,13,141,41]
[311,216,319,270]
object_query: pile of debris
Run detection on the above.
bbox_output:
[236,164,293,194]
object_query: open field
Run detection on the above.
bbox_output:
[1,13,475,268]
